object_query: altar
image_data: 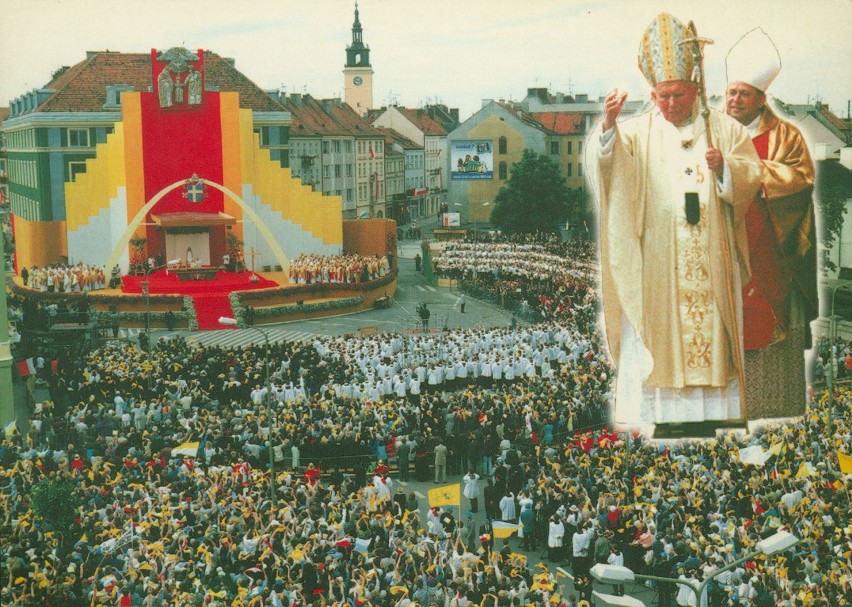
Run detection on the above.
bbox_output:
[174,266,222,281]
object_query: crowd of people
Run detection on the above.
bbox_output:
[288,255,390,286]
[2,237,849,607]
[19,263,108,293]
[432,239,595,286]
[434,236,598,335]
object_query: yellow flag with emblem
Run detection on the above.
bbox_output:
[428,483,461,507]
[838,452,852,475]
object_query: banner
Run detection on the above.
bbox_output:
[442,212,461,227]
[492,521,522,538]
[839,452,852,475]
[17,358,35,377]
[451,141,493,180]
[428,483,461,508]
[171,442,200,458]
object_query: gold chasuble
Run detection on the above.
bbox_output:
[589,106,762,428]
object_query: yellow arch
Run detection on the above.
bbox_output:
[105,177,290,278]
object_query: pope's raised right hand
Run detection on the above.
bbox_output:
[602,89,628,131]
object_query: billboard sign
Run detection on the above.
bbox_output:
[451,140,493,180]
[442,212,461,227]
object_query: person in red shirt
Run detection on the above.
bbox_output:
[70,454,85,474]
[304,463,321,486]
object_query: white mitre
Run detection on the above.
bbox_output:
[726,27,781,92]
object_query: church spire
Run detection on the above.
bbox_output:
[346,1,370,67]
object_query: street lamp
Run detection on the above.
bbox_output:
[219,316,277,507]
[591,530,799,606]
[824,279,852,436]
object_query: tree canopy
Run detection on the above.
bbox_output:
[489,148,576,234]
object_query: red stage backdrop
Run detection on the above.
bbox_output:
[142,49,226,264]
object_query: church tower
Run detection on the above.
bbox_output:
[343,1,374,116]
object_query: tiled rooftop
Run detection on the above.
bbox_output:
[30,50,284,113]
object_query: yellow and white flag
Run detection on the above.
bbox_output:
[428,483,461,508]
[492,521,522,539]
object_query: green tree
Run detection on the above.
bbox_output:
[490,148,575,234]
[31,478,81,553]
[817,166,849,274]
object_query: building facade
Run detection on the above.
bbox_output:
[447,100,587,227]
[371,106,447,219]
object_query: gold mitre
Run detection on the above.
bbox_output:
[638,13,695,86]
[726,27,781,93]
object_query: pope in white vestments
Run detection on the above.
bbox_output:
[587,13,762,435]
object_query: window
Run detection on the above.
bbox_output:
[323,165,330,178]
[68,129,89,147]
[346,164,353,177]
[566,163,573,177]
[346,188,353,201]
[550,141,559,155]
[345,141,352,153]
[566,141,573,155]
[333,140,341,153]
[322,141,329,154]
[499,161,507,180]
[334,164,342,177]
[498,136,507,154]
[255,127,269,146]
[577,140,583,155]
[68,161,87,182]
[578,163,583,177]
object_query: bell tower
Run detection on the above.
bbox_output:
[343,1,374,116]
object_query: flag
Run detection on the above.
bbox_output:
[751,497,767,516]
[738,445,770,467]
[768,442,784,457]
[4,420,16,438]
[428,483,461,508]
[795,462,814,479]
[354,538,371,554]
[171,442,200,458]
[839,452,852,475]
[491,521,522,538]
[17,358,35,377]
[368,144,375,159]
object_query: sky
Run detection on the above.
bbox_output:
[1,0,850,122]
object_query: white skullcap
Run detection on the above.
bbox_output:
[726,27,781,93]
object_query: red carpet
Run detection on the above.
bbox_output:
[192,293,237,330]
[121,269,279,331]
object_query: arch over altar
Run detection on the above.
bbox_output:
[105,176,291,279]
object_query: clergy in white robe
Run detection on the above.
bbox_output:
[587,13,761,433]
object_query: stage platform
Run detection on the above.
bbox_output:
[10,269,398,332]
[121,269,278,294]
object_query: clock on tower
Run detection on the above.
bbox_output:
[353,76,363,86]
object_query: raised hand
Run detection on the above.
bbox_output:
[602,88,629,131]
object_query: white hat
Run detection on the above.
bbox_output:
[726,28,781,93]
